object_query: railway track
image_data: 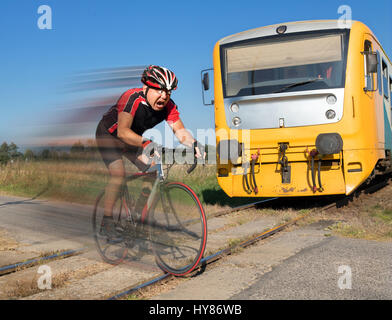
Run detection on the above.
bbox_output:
[107,203,324,300]
[0,175,390,300]
[0,248,85,276]
[108,175,391,300]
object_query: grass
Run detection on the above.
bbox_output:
[309,197,392,241]
[0,228,19,251]
[1,159,392,242]
[369,205,392,223]
[4,262,110,298]
[227,238,242,247]
[0,159,108,205]
[0,160,256,211]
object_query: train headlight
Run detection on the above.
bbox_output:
[232,117,241,127]
[325,109,336,119]
[218,168,229,177]
[326,94,337,105]
[230,103,239,113]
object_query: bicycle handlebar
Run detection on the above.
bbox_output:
[187,162,198,174]
[161,147,202,174]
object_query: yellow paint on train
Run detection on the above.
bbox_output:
[210,20,392,197]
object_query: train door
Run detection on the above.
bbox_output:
[381,57,392,152]
[363,36,384,150]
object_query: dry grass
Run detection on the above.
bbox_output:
[0,160,109,204]
[327,205,392,241]
[2,160,392,243]
[4,262,110,298]
[0,228,19,251]
[299,187,392,241]
[120,276,188,300]
[0,160,219,206]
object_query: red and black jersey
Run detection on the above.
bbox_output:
[100,88,180,136]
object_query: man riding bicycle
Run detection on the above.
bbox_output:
[95,65,205,242]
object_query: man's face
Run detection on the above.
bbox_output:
[144,85,171,111]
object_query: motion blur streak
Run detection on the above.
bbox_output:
[64,66,146,92]
[28,65,147,148]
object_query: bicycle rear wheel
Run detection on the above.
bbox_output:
[92,190,129,265]
[149,182,207,276]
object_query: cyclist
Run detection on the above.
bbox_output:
[95,65,205,242]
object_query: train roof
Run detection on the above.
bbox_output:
[218,20,391,68]
[219,20,358,45]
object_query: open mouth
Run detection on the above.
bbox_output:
[156,101,165,108]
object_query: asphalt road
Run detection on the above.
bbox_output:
[0,194,94,251]
[231,235,392,300]
[153,221,392,300]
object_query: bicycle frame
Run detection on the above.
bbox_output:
[140,162,165,224]
[122,160,165,227]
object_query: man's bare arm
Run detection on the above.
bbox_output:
[169,119,205,158]
[169,119,195,148]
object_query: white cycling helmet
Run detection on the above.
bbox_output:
[141,65,178,91]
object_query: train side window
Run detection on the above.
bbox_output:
[382,59,389,100]
[363,40,378,92]
[390,76,392,107]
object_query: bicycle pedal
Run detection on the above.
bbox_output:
[115,226,124,233]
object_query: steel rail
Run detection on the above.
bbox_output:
[206,197,279,220]
[108,176,391,301]
[0,248,86,276]
[0,198,278,298]
[106,195,341,300]
[107,197,282,300]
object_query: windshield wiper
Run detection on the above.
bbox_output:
[272,78,322,94]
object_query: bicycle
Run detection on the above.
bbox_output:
[92,148,207,276]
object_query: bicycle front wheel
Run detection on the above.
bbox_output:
[150,182,207,276]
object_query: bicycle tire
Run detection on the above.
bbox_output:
[149,182,207,276]
[92,190,129,265]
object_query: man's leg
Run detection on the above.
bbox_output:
[95,123,127,242]
[104,159,125,217]
[101,159,125,242]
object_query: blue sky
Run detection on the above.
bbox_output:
[1,0,391,149]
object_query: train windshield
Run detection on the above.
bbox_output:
[221,30,350,97]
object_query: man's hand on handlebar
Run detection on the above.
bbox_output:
[141,139,205,173]
[193,140,206,160]
[142,139,162,160]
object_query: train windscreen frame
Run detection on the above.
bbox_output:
[221,29,350,98]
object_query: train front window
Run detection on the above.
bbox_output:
[222,30,349,97]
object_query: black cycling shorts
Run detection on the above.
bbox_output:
[95,120,150,172]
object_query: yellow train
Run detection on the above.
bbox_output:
[202,20,392,197]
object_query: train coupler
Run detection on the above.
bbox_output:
[242,150,260,195]
[307,148,324,193]
[279,143,291,184]
[250,150,260,194]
